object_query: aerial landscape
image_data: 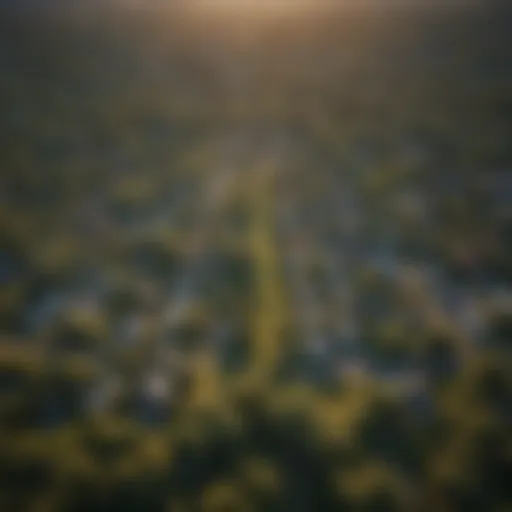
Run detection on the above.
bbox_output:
[0,1,511,510]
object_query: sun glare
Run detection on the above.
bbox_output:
[187,0,324,17]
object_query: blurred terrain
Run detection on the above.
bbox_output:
[0,2,511,511]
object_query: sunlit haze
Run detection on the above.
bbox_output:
[0,1,510,510]
[188,0,325,14]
